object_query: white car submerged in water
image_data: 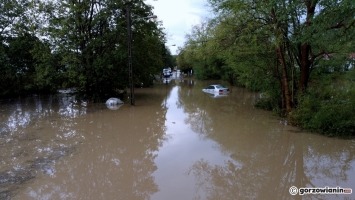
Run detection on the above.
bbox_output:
[202,84,230,95]
[106,97,124,110]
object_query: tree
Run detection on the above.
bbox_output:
[177,0,355,134]
[0,0,29,37]
[0,0,33,96]
[178,21,225,80]
[42,0,166,99]
[181,0,355,115]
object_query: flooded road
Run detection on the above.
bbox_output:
[1,79,354,200]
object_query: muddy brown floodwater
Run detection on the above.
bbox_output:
[1,78,354,200]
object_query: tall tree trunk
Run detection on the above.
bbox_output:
[277,45,292,114]
[299,43,311,93]
[271,8,292,114]
[298,0,316,93]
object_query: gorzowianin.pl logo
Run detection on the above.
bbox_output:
[289,186,352,196]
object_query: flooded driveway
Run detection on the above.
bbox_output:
[1,79,354,200]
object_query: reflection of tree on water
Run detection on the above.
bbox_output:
[188,133,355,200]
[177,85,355,200]
[0,88,167,199]
[0,92,167,199]
[176,79,213,135]
[0,95,87,199]
[46,95,166,200]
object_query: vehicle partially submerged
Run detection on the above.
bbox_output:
[202,84,230,95]
[162,68,172,78]
[106,97,124,110]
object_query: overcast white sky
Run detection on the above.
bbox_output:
[145,0,210,55]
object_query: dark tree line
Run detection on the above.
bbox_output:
[0,0,172,99]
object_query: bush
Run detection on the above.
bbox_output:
[291,72,355,137]
[255,92,281,113]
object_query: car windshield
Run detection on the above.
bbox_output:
[215,85,224,89]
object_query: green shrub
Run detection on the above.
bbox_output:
[291,72,355,137]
